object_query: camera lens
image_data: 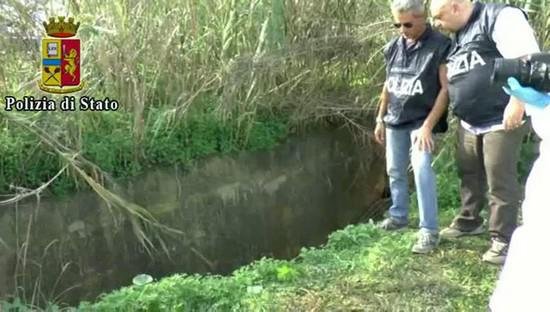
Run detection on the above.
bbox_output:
[529,53,550,91]
[528,61,550,92]
[492,53,550,92]
[492,59,527,86]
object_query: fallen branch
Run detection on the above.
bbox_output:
[0,158,73,206]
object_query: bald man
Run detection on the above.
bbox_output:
[430,0,540,265]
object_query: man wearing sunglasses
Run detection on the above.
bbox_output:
[374,0,450,253]
[430,0,540,265]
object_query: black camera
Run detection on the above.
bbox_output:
[492,53,550,92]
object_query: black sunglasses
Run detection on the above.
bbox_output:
[393,22,414,28]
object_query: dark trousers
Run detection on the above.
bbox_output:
[453,123,528,242]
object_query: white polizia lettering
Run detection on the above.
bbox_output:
[387,76,424,96]
[447,50,487,79]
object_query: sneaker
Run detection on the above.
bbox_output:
[412,231,439,254]
[377,218,407,231]
[440,223,485,239]
[482,238,509,265]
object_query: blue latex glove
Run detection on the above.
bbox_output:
[502,77,550,109]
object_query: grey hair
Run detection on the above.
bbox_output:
[391,0,426,14]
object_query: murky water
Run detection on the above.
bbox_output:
[0,127,386,306]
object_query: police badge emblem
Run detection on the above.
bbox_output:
[39,17,84,94]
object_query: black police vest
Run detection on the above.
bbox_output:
[447,2,512,127]
[384,26,451,132]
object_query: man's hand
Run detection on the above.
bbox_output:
[374,122,385,145]
[412,126,434,152]
[503,98,525,130]
[503,77,550,109]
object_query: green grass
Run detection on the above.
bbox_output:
[0,105,289,195]
[67,216,498,312]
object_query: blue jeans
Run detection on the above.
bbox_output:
[385,127,438,233]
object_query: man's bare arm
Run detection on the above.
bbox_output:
[377,83,389,121]
[374,83,389,145]
[423,64,449,130]
[413,64,449,152]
